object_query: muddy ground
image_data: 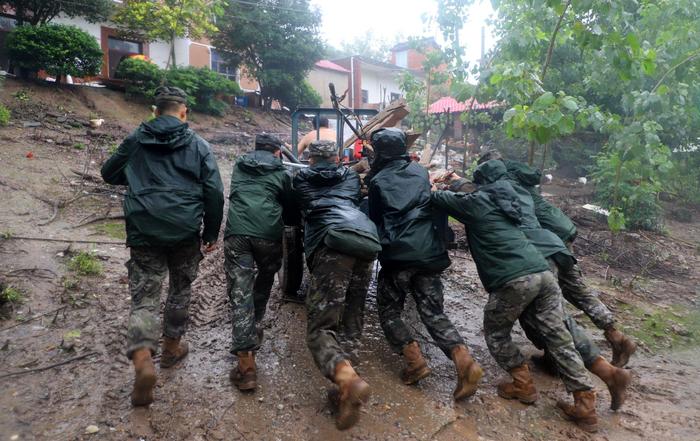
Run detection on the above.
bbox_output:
[1,80,699,441]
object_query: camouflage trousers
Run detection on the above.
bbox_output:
[550,257,615,330]
[306,246,373,379]
[224,235,282,353]
[377,268,465,358]
[522,313,601,368]
[483,270,593,392]
[126,241,203,359]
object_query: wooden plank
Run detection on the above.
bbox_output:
[342,99,409,148]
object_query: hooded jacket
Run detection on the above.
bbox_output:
[431,178,549,292]
[475,160,574,268]
[368,156,450,271]
[225,150,294,241]
[504,159,578,243]
[293,161,378,259]
[101,115,224,247]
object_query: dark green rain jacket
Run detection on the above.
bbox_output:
[368,156,450,271]
[101,115,224,247]
[293,162,379,259]
[431,181,549,292]
[504,159,578,243]
[224,150,294,242]
[475,160,574,269]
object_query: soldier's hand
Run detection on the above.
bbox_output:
[203,241,217,253]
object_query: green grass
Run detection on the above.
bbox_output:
[73,142,85,150]
[620,303,700,351]
[68,251,103,276]
[0,286,24,305]
[61,276,79,291]
[93,221,126,240]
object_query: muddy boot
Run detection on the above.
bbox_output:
[531,351,558,376]
[451,345,483,400]
[604,327,636,368]
[230,351,257,391]
[131,348,156,407]
[401,341,431,385]
[160,336,189,368]
[333,360,371,431]
[497,364,538,404]
[557,390,599,433]
[589,356,631,411]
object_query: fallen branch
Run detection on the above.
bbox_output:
[3,267,57,279]
[0,351,98,379]
[3,235,124,245]
[0,306,67,332]
[73,214,124,229]
[36,201,59,226]
[70,169,103,183]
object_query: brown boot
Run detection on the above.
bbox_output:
[160,336,189,368]
[333,360,371,431]
[230,351,257,391]
[131,348,156,407]
[497,364,538,404]
[557,390,599,433]
[401,341,431,385]
[589,356,631,410]
[451,345,483,400]
[604,327,636,368]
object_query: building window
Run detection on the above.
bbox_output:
[361,89,368,104]
[108,36,142,78]
[394,50,408,68]
[211,49,236,80]
[390,92,401,102]
[0,15,17,31]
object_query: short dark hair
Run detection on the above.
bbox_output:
[156,100,185,114]
[313,116,329,129]
[255,133,282,152]
[477,149,503,165]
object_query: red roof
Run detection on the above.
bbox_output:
[428,96,500,114]
[315,60,350,73]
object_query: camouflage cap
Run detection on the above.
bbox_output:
[154,86,188,105]
[255,133,282,151]
[309,140,338,158]
[477,148,503,165]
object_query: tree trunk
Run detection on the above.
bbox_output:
[169,37,177,68]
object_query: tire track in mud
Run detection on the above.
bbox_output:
[189,248,229,328]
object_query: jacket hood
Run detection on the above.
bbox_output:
[478,180,523,225]
[473,159,508,185]
[506,160,542,187]
[368,154,411,180]
[138,115,193,150]
[301,162,347,186]
[237,150,285,175]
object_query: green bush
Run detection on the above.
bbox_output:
[68,251,103,276]
[0,103,10,126]
[0,285,24,306]
[6,24,102,82]
[115,57,164,99]
[165,67,242,116]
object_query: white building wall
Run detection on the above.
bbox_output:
[52,14,190,69]
[360,69,402,106]
[52,16,101,41]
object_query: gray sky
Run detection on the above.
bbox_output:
[310,0,495,69]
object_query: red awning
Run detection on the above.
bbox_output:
[428,96,500,114]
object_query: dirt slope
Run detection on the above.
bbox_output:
[1,79,699,441]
